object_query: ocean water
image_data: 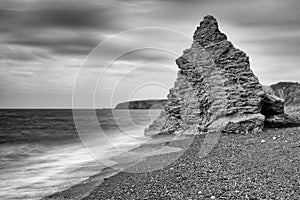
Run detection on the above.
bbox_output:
[0,109,161,200]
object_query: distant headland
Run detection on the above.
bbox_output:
[114,99,167,109]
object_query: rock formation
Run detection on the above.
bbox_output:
[271,82,300,106]
[115,99,167,109]
[145,15,300,136]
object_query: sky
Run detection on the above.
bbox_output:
[0,0,300,108]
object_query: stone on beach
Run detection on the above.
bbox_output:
[145,15,300,136]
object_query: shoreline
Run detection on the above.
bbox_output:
[44,134,194,200]
[43,166,120,200]
[45,126,300,199]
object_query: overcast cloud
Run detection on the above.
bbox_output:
[0,0,299,108]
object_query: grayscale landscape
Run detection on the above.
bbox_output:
[0,1,299,200]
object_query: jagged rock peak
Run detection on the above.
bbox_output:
[144,15,300,137]
[193,15,227,46]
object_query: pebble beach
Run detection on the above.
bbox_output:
[45,126,300,200]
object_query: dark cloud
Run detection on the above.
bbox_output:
[0,7,114,31]
[7,32,101,56]
[0,0,128,57]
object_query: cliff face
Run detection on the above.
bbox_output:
[271,82,300,106]
[115,99,167,109]
[145,15,300,136]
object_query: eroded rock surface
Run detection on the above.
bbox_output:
[145,15,300,136]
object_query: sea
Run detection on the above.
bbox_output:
[0,109,161,200]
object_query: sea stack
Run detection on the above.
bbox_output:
[145,15,300,136]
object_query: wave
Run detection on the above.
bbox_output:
[0,109,161,199]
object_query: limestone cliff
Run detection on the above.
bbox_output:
[145,15,300,136]
[115,99,167,109]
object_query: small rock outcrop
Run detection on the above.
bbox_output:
[260,86,284,117]
[115,99,167,109]
[271,82,300,106]
[265,114,300,128]
[145,15,300,136]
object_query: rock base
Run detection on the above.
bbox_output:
[265,114,300,128]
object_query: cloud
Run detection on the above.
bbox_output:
[0,45,52,62]
[241,30,300,56]
[117,48,178,64]
[1,0,300,107]
[6,30,101,56]
[219,0,300,29]
[0,1,124,30]
[0,0,136,57]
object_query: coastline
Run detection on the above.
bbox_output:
[44,126,300,199]
[44,135,194,200]
[43,166,120,200]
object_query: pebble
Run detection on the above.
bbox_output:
[273,136,277,140]
[210,196,216,199]
[261,140,266,143]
